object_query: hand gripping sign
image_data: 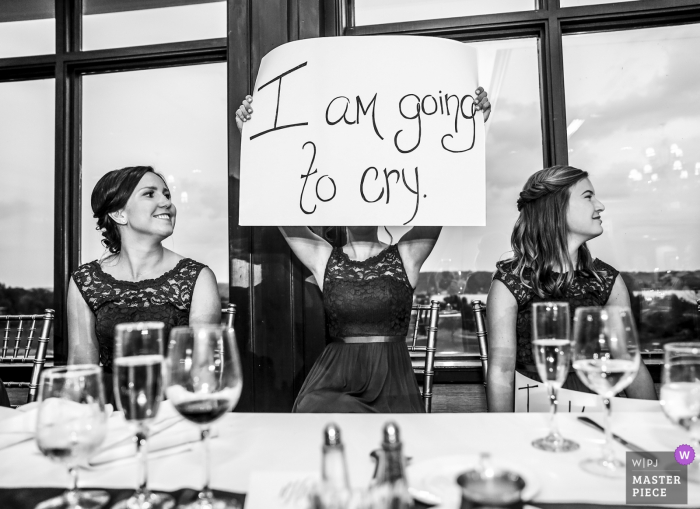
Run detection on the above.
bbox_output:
[239,36,485,227]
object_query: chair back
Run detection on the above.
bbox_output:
[222,304,237,329]
[0,309,54,404]
[471,300,489,386]
[408,300,440,413]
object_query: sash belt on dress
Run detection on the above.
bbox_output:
[334,335,405,344]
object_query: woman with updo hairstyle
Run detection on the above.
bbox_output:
[67,166,221,400]
[486,165,657,412]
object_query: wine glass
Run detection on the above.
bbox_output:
[660,342,700,479]
[572,306,641,476]
[165,325,243,509]
[113,322,174,509]
[531,302,579,452]
[35,365,109,509]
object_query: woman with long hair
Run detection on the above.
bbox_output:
[486,165,657,412]
[237,90,491,412]
[67,166,221,396]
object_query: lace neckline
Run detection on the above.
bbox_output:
[91,258,191,287]
[336,244,394,265]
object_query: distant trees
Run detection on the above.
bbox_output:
[0,283,54,315]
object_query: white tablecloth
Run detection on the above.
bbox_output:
[0,407,697,506]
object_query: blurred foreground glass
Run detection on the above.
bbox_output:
[166,325,243,509]
[572,306,641,476]
[81,64,228,304]
[660,342,700,478]
[82,0,226,50]
[531,302,579,452]
[563,24,700,351]
[354,0,534,26]
[114,322,173,509]
[35,365,108,509]
[0,1,55,58]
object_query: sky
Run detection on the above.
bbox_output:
[0,3,699,290]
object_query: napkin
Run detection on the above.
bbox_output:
[89,401,215,466]
[0,402,114,450]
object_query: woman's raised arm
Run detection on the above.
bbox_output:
[278,227,334,291]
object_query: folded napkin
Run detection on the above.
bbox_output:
[89,401,215,466]
[0,402,114,450]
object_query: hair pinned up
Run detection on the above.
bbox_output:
[503,165,602,297]
[91,166,166,255]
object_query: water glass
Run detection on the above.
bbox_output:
[166,325,243,509]
[660,342,700,479]
[35,365,109,509]
[531,302,579,452]
[113,321,174,509]
[572,306,641,476]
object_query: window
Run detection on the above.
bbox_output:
[0,79,55,354]
[82,0,226,50]
[0,0,55,58]
[563,23,700,350]
[354,0,535,26]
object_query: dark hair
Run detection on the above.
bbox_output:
[504,165,601,297]
[91,166,166,254]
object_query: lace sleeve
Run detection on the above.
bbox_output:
[593,259,620,305]
[71,262,104,314]
[493,261,532,308]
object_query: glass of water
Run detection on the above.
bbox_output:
[660,342,700,478]
[531,302,579,452]
[113,322,174,509]
[35,365,109,509]
[572,306,641,476]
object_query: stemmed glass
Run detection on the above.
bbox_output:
[660,342,700,479]
[35,365,109,509]
[113,322,174,509]
[531,302,579,452]
[165,325,243,509]
[572,306,641,476]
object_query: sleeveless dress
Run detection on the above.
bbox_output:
[493,258,619,392]
[72,258,206,401]
[293,244,424,413]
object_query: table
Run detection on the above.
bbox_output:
[0,407,697,507]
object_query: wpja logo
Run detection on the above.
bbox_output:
[626,448,690,504]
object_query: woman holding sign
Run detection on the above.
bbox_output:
[485,166,657,412]
[237,91,491,412]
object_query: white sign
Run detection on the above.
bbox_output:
[239,36,485,226]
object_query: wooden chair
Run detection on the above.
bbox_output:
[222,303,237,328]
[0,309,54,405]
[407,300,440,413]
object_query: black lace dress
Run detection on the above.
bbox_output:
[493,258,619,392]
[72,258,206,401]
[293,244,424,413]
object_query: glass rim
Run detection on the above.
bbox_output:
[115,321,165,332]
[40,364,102,379]
[573,305,633,315]
[663,342,700,354]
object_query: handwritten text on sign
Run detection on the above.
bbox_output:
[239,36,485,226]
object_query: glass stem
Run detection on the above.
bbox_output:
[199,426,213,501]
[547,385,560,440]
[65,466,79,508]
[601,397,615,466]
[135,424,150,498]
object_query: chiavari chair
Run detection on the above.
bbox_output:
[0,309,54,406]
[407,300,440,413]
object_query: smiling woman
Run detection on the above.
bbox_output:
[67,166,221,403]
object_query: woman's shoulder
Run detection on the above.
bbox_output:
[492,259,533,307]
[71,260,103,286]
[592,258,618,277]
